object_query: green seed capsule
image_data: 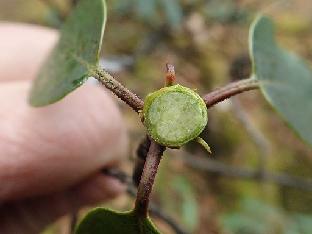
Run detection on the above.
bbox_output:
[143,84,208,148]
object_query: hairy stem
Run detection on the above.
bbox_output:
[203,77,259,108]
[102,168,188,234]
[93,68,144,112]
[134,140,165,217]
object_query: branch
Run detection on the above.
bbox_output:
[102,168,189,234]
[134,140,166,217]
[181,155,312,191]
[203,77,259,108]
[93,68,144,112]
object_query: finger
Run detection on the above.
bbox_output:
[0,23,58,82]
[0,172,126,234]
[0,81,128,202]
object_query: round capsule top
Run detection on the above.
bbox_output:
[143,84,208,148]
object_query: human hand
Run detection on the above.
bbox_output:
[0,23,128,234]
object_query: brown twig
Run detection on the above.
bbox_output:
[102,168,189,234]
[134,140,166,217]
[93,69,144,112]
[203,77,259,108]
[182,155,312,191]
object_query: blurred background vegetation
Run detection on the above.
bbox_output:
[1,0,311,233]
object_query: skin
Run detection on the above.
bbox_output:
[0,23,129,233]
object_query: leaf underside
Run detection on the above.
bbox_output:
[250,16,312,146]
[29,0,106,106]
[75,208,160,234]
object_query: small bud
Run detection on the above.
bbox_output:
[165,63,176,87]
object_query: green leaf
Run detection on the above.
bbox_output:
[250,16,312,146]
[75,209,160,234]
[29,0,106,106]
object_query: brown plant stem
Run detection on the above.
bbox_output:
[203,77,260,108]
[102,168,188,234]
[134,140,166,217]
[93,69,144,112]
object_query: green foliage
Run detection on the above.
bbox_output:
[250,16,312,146]
[29,0,106,106]
[75,209,160,234]
[143,84,208,147]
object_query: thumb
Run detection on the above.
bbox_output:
[0,81,128,202]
